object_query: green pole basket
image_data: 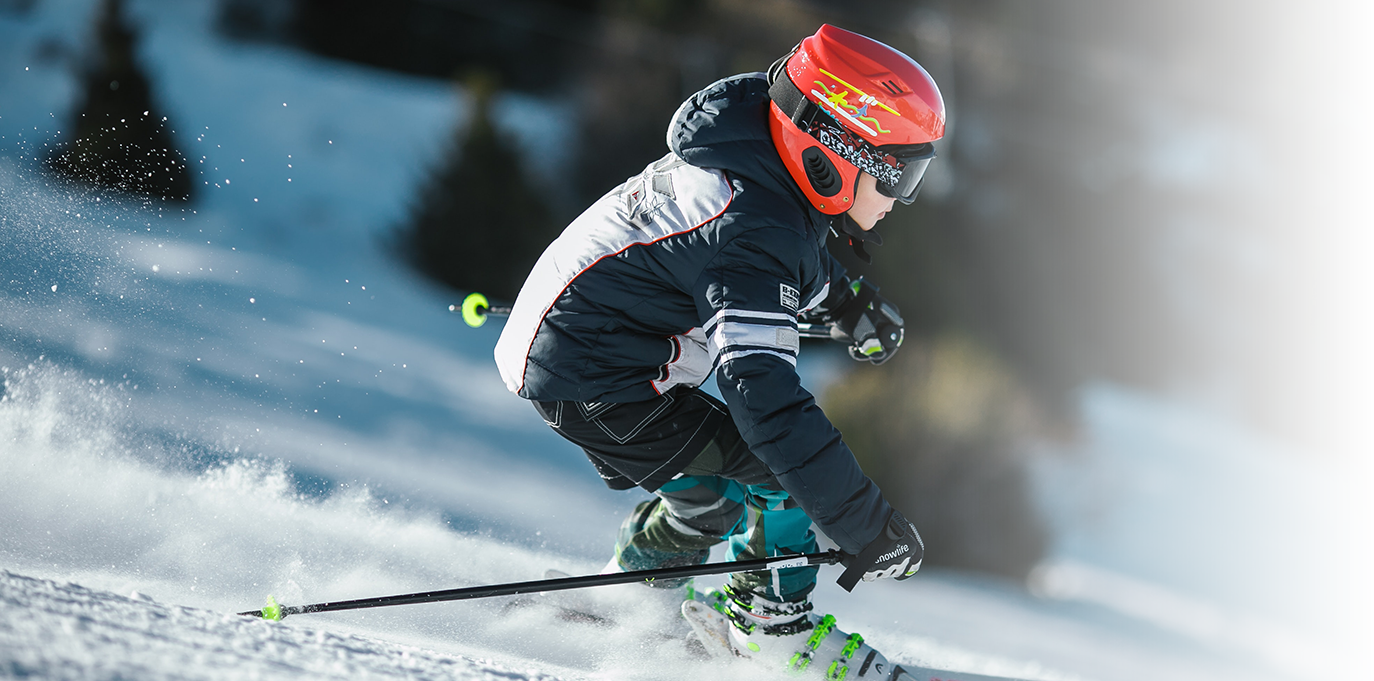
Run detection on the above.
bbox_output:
[461,292,490,328]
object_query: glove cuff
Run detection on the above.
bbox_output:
[833,279,880,337]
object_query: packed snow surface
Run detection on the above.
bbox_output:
[1,571,566,681]
[1,1,1368,680]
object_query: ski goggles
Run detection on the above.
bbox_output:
[874,143,935,204]
[804,111,936,205]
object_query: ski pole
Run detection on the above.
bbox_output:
[796,322,842,340]
[239,549,845,621]
[450,292,839,339]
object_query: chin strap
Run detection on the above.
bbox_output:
[832,214,883,263]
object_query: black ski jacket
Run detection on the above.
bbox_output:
[495,73,892,554]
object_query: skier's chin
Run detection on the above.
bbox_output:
[851,212,885,231]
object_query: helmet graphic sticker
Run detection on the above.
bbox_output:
[811,67,900,136]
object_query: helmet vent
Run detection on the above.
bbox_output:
[880,80,904,96]
[802,146,840,197]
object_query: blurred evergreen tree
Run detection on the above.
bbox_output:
[570,0,810,207]
[266,0,593,92]
[46,0,193,202]
[994,13,1176,395]
[821,0,1207,441]
[401,73,558,301]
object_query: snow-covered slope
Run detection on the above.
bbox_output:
[1,570,566,681]
[1,1,1367,680]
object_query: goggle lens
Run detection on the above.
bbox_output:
[876,153,933,205]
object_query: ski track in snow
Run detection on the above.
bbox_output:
[1,1,1369,679]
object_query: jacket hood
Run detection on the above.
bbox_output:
[667,73,813,213]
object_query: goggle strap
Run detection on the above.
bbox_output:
[767,70,823,130]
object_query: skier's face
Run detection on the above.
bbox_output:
[848,172,897,231]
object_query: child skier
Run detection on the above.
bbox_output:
[495,24,944,674]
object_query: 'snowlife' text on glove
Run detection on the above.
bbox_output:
[836,509,924,592]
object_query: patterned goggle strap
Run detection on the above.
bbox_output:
[807,113,939,204]
[805,114,904,188]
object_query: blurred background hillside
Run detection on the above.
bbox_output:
[4,0,1370,648]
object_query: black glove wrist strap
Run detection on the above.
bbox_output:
[836,510,895,592]
[829,538,884,590]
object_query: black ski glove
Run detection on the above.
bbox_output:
[836,509,924,592]
[832,278,904,365]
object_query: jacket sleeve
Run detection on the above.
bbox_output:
[694,228,891,554]
[800,252,856,324]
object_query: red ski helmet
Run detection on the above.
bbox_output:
[768,25,946,215]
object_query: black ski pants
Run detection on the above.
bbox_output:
[533,386,819,601]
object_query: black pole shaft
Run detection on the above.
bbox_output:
[796,324,835,339]
[240,550,843,619]
[453,302,835,340]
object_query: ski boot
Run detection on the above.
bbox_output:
[604,498,712,589]
[684,585,899,679]
[535,499,709,633]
